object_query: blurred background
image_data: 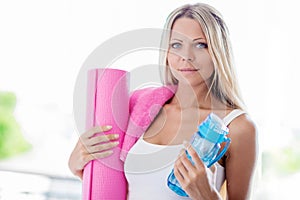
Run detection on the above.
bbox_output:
[0,0,299,199]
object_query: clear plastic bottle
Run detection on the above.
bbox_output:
[167,113,231,197]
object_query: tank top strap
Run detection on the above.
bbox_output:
[223,109,246,126]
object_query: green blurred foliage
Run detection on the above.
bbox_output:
[262,143,300,176]
[0,91,31,159]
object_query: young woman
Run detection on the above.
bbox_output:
[69,3,257,200]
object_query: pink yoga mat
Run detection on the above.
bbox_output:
[83,68,129,200]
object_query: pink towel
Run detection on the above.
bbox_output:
[120,85,177,161]
[83,68,129,200]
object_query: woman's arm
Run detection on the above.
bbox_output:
[174,113,258,200]
[225,114,258,199]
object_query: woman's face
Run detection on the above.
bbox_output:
[167,17,214,86]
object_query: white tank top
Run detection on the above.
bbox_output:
[124,109,246,200]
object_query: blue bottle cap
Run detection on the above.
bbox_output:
[198,113,229,143]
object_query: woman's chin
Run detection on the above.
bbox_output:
[176,77,205,87]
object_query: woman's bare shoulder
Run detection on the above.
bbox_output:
[227,113,258,153]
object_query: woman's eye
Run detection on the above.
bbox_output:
[195,43,208,49]
[170,43,182,49]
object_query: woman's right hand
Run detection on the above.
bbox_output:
[68,125,120,180]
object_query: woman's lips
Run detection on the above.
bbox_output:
[178,68,199,74]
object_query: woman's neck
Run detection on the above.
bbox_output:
[169,82,214,110]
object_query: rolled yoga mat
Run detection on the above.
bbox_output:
[83,68,129,200]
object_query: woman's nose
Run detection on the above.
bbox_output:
[181,48,195,61]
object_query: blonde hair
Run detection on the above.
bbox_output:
[159,3,245,110]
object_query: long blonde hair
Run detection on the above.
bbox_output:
[159,3,245,110]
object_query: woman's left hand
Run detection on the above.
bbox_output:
[174,144,222,200]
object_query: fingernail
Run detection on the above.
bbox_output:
[179,148,185,156]
[114,134,119,138]
[183,140,189,148]
[106,125,112,129]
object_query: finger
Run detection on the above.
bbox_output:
[84,150,114,164]
[175,156,189,179]
[180,150,195,171]
[93,150,114,160]
[88,134,119,146]
[177,148,186,157]
[83,125,113,139]
[176,148,191,169]
[88,141,119,154]
[186,144,206,170]
[174,166,184,183]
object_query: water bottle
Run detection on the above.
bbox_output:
[167,112,231,197]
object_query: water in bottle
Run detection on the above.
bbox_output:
[167,112,231,197]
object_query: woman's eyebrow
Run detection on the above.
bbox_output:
[193,37,205,41]
[170,37,205,42]
[170,38,183,42]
